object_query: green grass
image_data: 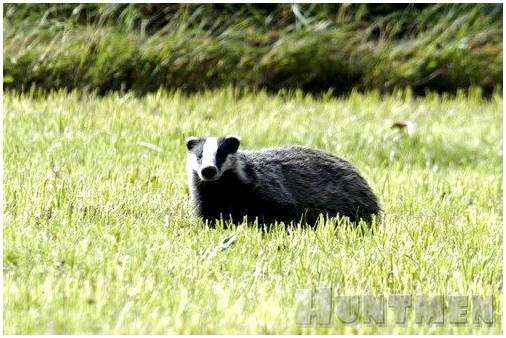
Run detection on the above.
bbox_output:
[4,3,502,94]
[3,88,502,333]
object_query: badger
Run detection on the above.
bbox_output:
[186,136,380,227]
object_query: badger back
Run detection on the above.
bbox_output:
[245,146,381,222]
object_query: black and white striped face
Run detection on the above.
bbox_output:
[186,136,241,181]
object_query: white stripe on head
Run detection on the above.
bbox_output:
[187,153,200,172]
[221,153,250,184]
[201,137,219,168]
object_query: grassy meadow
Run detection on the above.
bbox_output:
[2,88,503,333]
[4,4,502,94]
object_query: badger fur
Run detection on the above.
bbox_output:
[186,136,380,226]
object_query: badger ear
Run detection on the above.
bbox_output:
[186,136,201,151]
[223,135,240,153]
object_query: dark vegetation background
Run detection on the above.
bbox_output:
[3,3,503,95]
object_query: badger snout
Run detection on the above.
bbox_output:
[200,166,219,180]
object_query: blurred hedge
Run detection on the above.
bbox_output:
[3,3,503,95]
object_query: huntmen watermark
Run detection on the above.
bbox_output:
[295,288,495,326]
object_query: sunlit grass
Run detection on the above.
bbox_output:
[2,89,502,333]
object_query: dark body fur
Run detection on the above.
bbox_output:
[189,146,381,226]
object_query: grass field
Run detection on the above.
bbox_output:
[2,89,502,333]
[4,4,502,95]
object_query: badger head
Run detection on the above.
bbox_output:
[186,136,241,181]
